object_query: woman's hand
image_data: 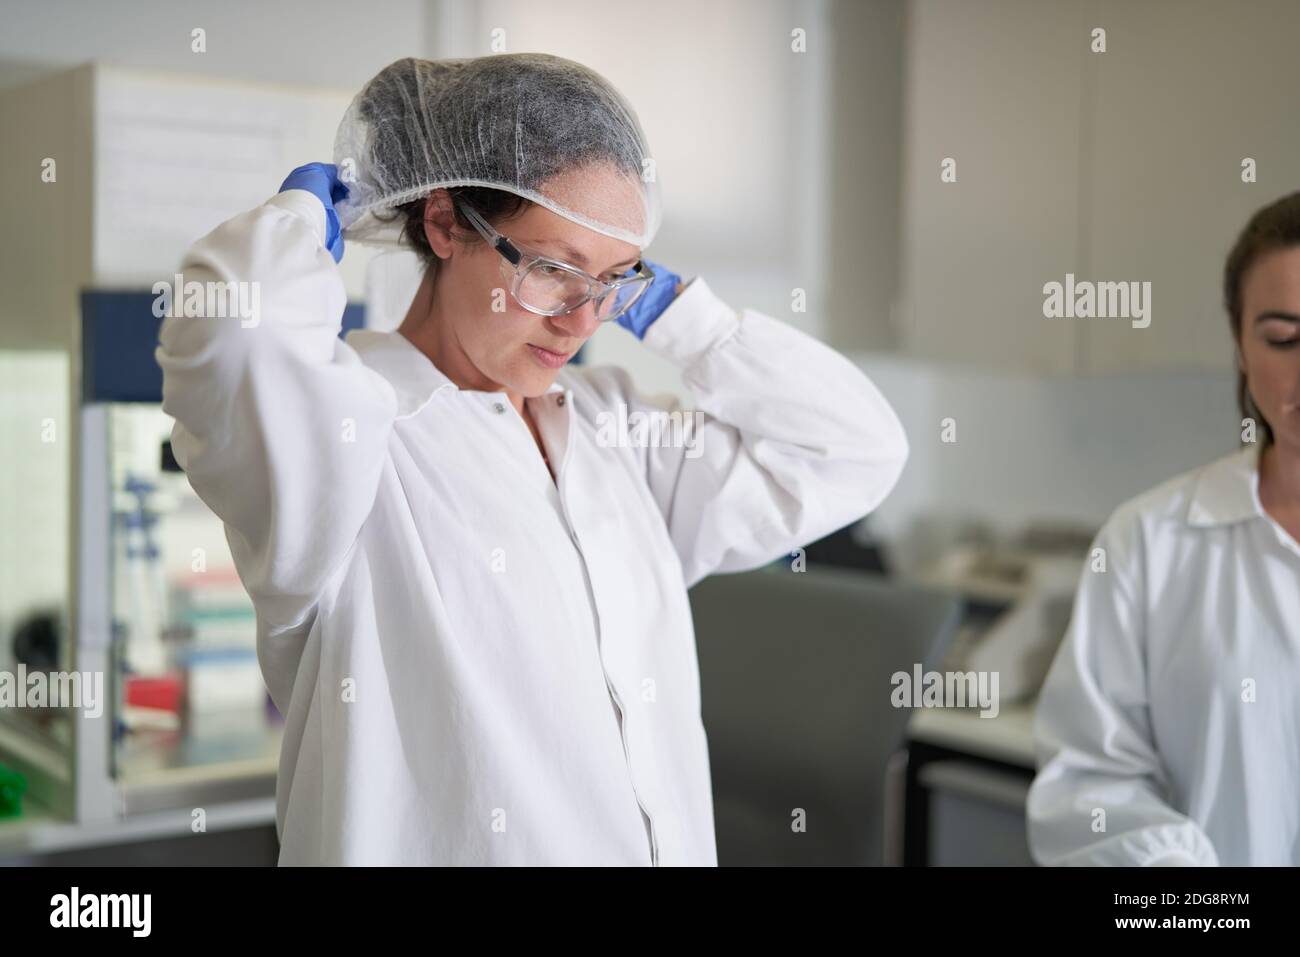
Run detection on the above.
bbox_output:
[615,260,687,339]
[278,162,350,264]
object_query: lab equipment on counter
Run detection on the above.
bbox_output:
[169,567,261,719]
[115,474,170,675]
[916,523,1091,704]
[106,405,281,801]
[121,673,183,733]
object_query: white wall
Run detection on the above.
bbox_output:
[0,0,432,91]
[853,354,1240,547]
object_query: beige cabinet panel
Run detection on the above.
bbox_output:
[1080,0,1295,374]
[898,0,1088,374]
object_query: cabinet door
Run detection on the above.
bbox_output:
[1082,0,1298,374]
[898,0,1087,374]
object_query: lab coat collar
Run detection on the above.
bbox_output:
[1185,444,1263,528]
[346,329,566,420]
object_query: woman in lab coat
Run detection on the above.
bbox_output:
[1027,191,1300,866]
[155,55,909,866]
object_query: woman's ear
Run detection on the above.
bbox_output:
[422,189,457,260]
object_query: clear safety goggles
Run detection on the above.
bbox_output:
[455,198,655,322]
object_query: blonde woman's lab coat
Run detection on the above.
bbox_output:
[1027,445,1300,866]
[155,189,909,866]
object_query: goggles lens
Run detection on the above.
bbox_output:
[509,259,650,321]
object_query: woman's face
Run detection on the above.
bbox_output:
[421,169,643,398]
[1239,246,1300,453]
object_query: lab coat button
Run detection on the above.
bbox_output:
[493,402,506,414]
[556,394,566,406]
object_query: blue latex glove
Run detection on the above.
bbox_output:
[278,162,349,263]
[615,260,685,339]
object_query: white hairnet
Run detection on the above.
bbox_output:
[333,54,661,249]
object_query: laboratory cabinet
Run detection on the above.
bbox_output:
[893,0,1294,376]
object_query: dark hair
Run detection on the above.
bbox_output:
[372,186,531,274]
[1223,191,1300,449]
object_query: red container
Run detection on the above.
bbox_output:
[125,673,182,713]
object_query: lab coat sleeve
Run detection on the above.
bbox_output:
[619,276,908,588]
[155,190,399,634]
[1025,506,1220,866]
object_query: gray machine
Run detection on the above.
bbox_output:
[690,566,961,866]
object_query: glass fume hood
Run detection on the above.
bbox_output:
[84,292,366,816]
[0,289,365,839]
[103,402,283,812]
[0,62,370,852]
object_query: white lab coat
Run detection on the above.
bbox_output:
[155,190,909,866]
[1027,444,1300,866]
